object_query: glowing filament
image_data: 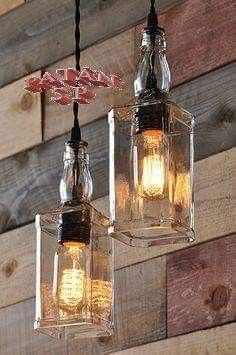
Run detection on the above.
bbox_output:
[138,130,165,200]
[140,153,165,198]
[91,280,112,314]
[59,268,85,310]
[57,242,86,312]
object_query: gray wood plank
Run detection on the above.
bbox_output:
[0,256,166,355]
[172,62,236,161]
[0,0,180,87]
[0,63,235,234]
[0,118,108,233]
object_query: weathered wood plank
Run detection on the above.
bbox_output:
[44,1,236,141]
[44,27,135,141]
[0,63,235,233]
[0,224,35,309]
[0,0,25,16]
[0,118,108,234]
[0,0,179,88]
[0,257,166,355]
[172,63,236,161]
[0,148,235,309]
[167,234,236,337]
[112,323,236,355]
[136,0,236,87]
[0,72,42,160]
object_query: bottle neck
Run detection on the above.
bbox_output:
[134,28,171,103]
[59,141,93,205]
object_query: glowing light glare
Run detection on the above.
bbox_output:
[91,280,112,315]
[64,242,85,260]
[169,172,190,210]
[138,130,165,200]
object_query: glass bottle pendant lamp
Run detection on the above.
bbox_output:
[108,1,195,247]
[34,138,114,339]
[34,0,114,339]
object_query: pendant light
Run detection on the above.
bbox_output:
[34,0,114,339]
[108,0,195,247]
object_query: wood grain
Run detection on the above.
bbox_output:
[44,59,236,161]
[136,0,236,87]
[113,146,236,269]
[112,323,236,355]
[0,224,35,309]
[0,147,235,309]
[0,0,179,88]
[0,63,234,234]
[0,118,108,234]
[172,63,236,161]
[44,3,236,141]
[0,257,166,355]
[167,234,236,336]
[0,0,24,16]
[0,72,42,160]
[44,27,136,140]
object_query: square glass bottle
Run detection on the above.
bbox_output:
[34,141,114,339]
[108,100,194,247]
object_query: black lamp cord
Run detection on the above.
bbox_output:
[71,0,81,142]
[148,0,159,31]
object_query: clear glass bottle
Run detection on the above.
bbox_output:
[34,141,114,339]
[108,27,194,247]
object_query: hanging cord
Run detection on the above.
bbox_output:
[71,0,81,142]
[147,0,159,31]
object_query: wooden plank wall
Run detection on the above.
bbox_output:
[0,0,235,354]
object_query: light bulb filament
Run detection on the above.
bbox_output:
[59,268,85,309]
[137,130,165,200]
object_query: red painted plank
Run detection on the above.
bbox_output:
[167,234,236,337]
[136,0,236,87]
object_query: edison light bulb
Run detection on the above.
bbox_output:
[53,242,86,314]
[135,129,165,200]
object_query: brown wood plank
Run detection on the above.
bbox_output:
[0,257,166,355]
[0,0,179,88]
[167,234,236,337]
[136,0,236,87]
[112,323,236,355]
[0,148,235,309]
[0,72,42,160]
[44,1,236,141]
[0,63,234,234]
[0,0,24,16]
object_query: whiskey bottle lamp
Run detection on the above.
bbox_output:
[108,0,195,247]
[35,140,114,339]
[34,0,114,339]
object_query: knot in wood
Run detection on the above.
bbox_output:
[2,259,18,278]
[99,335,112,345]
[211,285,230,310]
[21,92,33,111]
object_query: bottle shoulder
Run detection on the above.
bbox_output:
[36,201,110,229]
